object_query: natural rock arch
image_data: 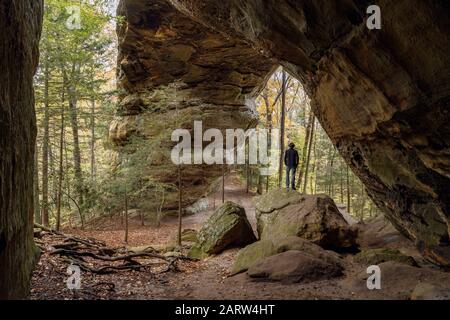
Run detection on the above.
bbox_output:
[113,0,450,266]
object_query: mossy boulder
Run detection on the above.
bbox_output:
[168,228,198,246]
[247,250,344,283]
[180,229,198,243]
[354,248,417,266]
[232,236,342,274]
[411,283,450,300]
[188,201,256,259]
[232,240,277,274]
[254,189,358,252]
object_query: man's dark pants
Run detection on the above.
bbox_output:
[286,166,297,189]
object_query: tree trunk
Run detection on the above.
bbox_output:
[278,70,287,188]
[49,126,57,209]
[34,142,41,224]
[257,171,263,195]
[56,76,66,231]
[64,134,71,210]
[310,161,315,194]
[90,97,96,182]
[177,165,183,246]
[347,165,351,214]
[328,148,336,197]
[0,0,43,299]
[314,161,319,194]
[124,186,128,243]
[246,140,249,193]
[156,188,165,227]
[297,111,314,188]
[340,160,344,204]
[263,88,272,193]
[41,61,50,227]
[222,157,225,204]
[67,77,84,228]
[303,116,315,193]
[310,132,318,194]
[360,182,366,222]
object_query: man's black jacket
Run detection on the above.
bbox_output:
[284,147,299,167]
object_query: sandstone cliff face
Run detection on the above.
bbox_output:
[0,0,43,298]
[114,0,450,265]
[111,0,275,210]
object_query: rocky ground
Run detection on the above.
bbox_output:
[30,175,450,300]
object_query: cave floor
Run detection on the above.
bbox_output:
[30,175,450,300]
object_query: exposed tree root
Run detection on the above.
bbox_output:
[53,248,171,262]
[34,223,188,275]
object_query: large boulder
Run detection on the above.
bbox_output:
[348,261,450,299]
[355,214,413,250]
[188,201,256,259]
[354,248,417,267]
[411,283,450,300]
[254,189,358,252]
[232,236,342,275]
[231,239,277,275]
[247,250,344,284]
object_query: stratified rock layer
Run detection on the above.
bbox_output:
[0,0,43,298]
[115,0,450,265]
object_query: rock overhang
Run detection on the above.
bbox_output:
[113,0,450,266]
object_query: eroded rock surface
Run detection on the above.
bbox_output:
[255,190,358,252]
[247,250,344,284]
[354,248,417,267]
[356,214,412,249]
[115,0,450,265]
[188,201,256,259]
[411,283,450,300]
[348,261,450,299]
[232,236,342,275]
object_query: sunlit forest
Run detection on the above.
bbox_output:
[34,0,118,229]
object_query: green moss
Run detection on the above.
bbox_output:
[254,189,302,214]
[232,240,277,274]
[187,244,208,260]
[187,201,255,259]
[354,248,417,266]
[181,229,198,243]
[232,236,342,274]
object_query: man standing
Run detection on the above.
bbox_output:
[284,142,299,190]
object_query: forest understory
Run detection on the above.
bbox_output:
[30,175,450,300]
